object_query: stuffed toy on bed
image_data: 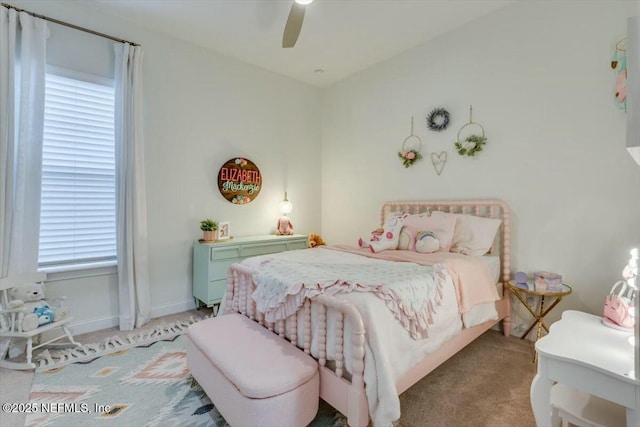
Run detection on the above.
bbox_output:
[358,213,407,253]
[358,228,383,248]
[308,233,326,248]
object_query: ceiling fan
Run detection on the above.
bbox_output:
[282,0,314,48]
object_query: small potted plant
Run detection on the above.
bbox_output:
[200,219,219,241]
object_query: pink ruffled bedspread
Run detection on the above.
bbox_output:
[330,245,501,313]
[249,247,445,339]
[248,245,498,340]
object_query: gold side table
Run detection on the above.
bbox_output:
[507,279,572,362]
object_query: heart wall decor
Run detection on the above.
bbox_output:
[431,151,447,176]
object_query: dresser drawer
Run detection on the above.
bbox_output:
[211,246,241,260]
[241,242,288,257]
[209,259,237,281]
[288,240,308,250]
[208,279,227,304]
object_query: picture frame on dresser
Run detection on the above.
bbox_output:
[218,221,230,240]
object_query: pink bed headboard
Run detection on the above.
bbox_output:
[380,200,511,284]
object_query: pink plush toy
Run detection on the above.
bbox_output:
[276,216,293,235]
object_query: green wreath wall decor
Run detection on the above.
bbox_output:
[454,105,488,157]
[455,134,487,157]
[426,108,450,132]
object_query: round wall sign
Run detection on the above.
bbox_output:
[217,158,262,204]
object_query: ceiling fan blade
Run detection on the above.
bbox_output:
[282,2,306,48]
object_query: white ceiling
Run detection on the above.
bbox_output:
[91,0,514,88]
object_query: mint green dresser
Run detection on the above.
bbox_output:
[192,234,308,310]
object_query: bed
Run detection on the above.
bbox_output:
[223,200,511,427]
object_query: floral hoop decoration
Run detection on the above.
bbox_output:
[398,148,422,167]
[397,117,423,168]
[454,105,487,157]
[426,107,450,132]
[455,134,487,157]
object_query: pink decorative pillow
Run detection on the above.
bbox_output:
[403,212,456,252]
[450,213,502,256]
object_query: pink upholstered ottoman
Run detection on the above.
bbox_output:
[186,314,319,427]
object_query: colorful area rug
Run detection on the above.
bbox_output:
[27,334,346,427]
[33,319,200,372]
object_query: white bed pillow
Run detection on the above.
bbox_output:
[449,213,502,256]
[398,212,456,252]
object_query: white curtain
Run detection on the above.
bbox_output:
[0,7,47,278]
[627,16,640,165]
[114,43,150,331]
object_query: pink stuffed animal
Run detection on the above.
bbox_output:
[276,216,293,235]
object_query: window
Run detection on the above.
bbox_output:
[39,69,116,270]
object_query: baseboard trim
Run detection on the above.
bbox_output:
[150,299,197,319]
[67,299,197,335]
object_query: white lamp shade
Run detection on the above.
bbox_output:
[295,0,314,5]
[280,200,293,214]
[279,192,293,214]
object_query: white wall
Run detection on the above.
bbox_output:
[321,1,640,331]
[10,0,321,333]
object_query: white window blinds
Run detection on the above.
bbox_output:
[39,71,117,269]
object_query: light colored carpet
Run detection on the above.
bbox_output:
[0,310,536,427]
[397,329,536,427]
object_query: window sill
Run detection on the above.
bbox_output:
[40,261,117,282]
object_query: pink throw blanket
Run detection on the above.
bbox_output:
[329,245,500,313]
[248,248,446,339]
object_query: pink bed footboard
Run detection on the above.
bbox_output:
[224,199,512,427]
[225,263,369,427]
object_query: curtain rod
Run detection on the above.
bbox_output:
[1,2,139,46]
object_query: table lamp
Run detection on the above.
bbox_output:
[279,192,292,216]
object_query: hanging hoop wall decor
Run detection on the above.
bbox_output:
[397,117,423,168]
[611,37,627,111]
[426,107,450,132]
[454,105,487,157]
